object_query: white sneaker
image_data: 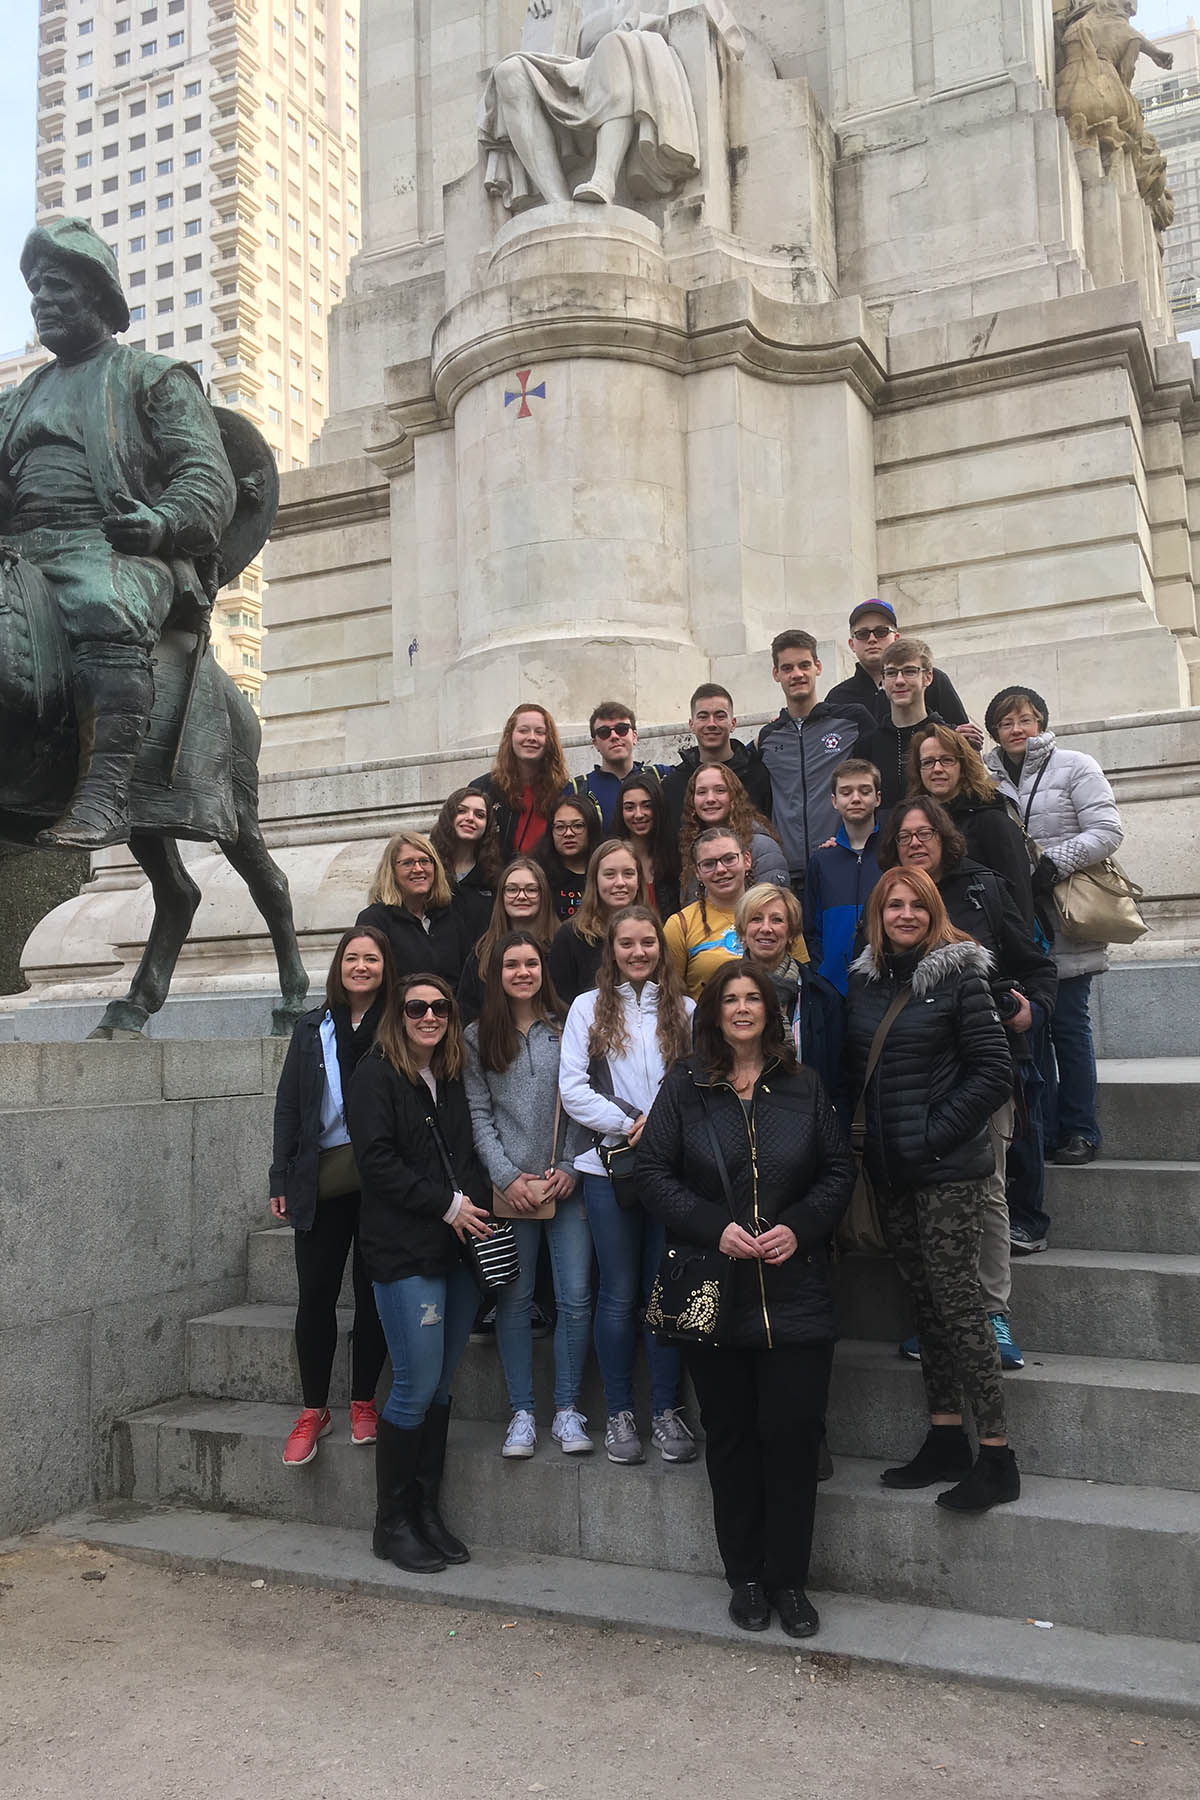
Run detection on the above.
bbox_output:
[551,1407,594,1455]
[501,1410,537,1458]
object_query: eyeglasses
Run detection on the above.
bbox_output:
[593,721,633,740]
[553,820,584,834]
[852,625,894,642]
[696,851,743,875]
[403,998,452,1020]
[919,755,957,771]
[503,884,541,900]
[897,828,938,846]
[394,855,434,873]
[883,665,925,681]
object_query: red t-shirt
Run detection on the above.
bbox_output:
[512,785,547,853]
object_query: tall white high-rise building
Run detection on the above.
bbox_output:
[1136,26,1200,336]
[26,0,362,706]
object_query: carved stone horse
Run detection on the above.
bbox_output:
[0,546,308,1037]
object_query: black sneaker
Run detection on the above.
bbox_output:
[1008,1224,1047,1256]
[773,1587,819,1639]
[1052,1136,1096,1166]
[728,1581,771,1632]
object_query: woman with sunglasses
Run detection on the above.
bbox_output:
[457,857,558,1026]
[665,827,803,1000]
[559,905,696,1467]
[678,764,788,903]
[536,794,605,922]
[347,973,494,1574]
[357,831,473,987]
[469,703,570,861]
[615,771,681,920]
[430,788,503,942]
[465,931,593,1459]
[270,925,395,1469]
[548,838,646,1006]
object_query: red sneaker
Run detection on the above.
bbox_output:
[282,1407,332,1467]
[349,1400,379,1446]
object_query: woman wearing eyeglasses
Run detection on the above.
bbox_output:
[356,831,474,988]
[430,788,503,942]
[536,794,605,922]
[678,764,788,903]
[347,973,495,1574]
[548,839,647,1006]
[457,857,558,1026]
[664,827,804,1000]
[906,724,1037,931]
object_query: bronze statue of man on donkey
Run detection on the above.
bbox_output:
[0,217,307,1036]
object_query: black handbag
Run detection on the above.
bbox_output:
[644,1095,736,1345]
[424,1108,520,1293]
[588,1055,644,1210]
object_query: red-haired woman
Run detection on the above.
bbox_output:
[846,867,1018,1514]
[469,704,570,862]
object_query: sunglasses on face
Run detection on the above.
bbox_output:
[853,625,894,642]
[403,998,452,1020]
[593,721,633,740]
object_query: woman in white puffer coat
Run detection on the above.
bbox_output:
[984,686,1123,1187]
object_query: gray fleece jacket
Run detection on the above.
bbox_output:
[463,1017,576,1193]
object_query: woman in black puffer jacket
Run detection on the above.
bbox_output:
[846,867,1018,1515]
[638,960,853,1642]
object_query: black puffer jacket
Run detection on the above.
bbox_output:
[937,857,1057,1059]
[846,940,1013,1192]
[637,1057,853,1349]
[943,792,1036,931]
[346,1052,491,1285]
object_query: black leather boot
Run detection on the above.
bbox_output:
[38,650,154,850]
[936,1444,1021,1513]
[413,1400,470,1564]
[373,1417,446,1573]
[881,1425,973,1489]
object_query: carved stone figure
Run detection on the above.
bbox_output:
[0,218,308,1037]
[1054,2,1174,228]
[479,1,744,212]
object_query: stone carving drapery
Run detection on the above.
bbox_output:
[1054,0,1175,231]
[479,1,745,213]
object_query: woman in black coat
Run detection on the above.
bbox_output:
[846,868,1019,1514]
[356,830,474,987]
[429,787,502,942]
[905,722,1038,931]
[347,971,495,1576]
[269,925,395,1469]
[638,960,853,1641]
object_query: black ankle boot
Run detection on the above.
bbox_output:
[373,1418,446,1573]
[413,1400,470,1565]
[881,1425,973,1489]
[936,1444,1021,1513]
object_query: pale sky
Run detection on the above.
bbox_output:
[0,0,1195,355]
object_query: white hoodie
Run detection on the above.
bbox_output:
[559,980,695,1177]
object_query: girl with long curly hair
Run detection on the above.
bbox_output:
[468,704,570,861]
[678,763,787,902]
[558,905,696,1469]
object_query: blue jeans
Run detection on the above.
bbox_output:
[583,1173,682,1417]
[1039,974,1100,1149]
[494,1192,594,1415]
[1006,1052,1048,1239]
[373,1262,479,1431]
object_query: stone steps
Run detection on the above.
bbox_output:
[184,1304,1200,1492]
[1094,1059,1198,1161]
[44,1503,1200,1717]
[1045,1162,1200,1254]
[113,1398,1200,1644]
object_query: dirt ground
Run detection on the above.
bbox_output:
[0,1537,1194,1800]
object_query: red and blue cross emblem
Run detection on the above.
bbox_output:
[504,369,547,419]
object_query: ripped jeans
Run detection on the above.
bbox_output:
[372,1262,479,1431]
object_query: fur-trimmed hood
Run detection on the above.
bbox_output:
[850,938,994,995]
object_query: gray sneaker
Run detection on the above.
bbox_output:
[604,1410,644,1465]
[651,1408,697,1464]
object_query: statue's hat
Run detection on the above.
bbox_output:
[20,216,131,334]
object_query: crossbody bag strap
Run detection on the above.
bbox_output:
[851,988,912,1136]
[1021,749,1053,831]
[587,1052,642,1153]
[697,1089,738,1227]
[422,1097,460,1196]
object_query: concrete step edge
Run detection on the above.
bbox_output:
[40,1504,1200,1718]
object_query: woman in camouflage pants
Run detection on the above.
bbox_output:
[846,868,1020,1514]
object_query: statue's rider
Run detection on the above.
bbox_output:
[0,218,237,849]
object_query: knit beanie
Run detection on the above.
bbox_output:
[984,686,1048,742]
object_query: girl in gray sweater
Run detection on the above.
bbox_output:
[464,930,595,1459]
